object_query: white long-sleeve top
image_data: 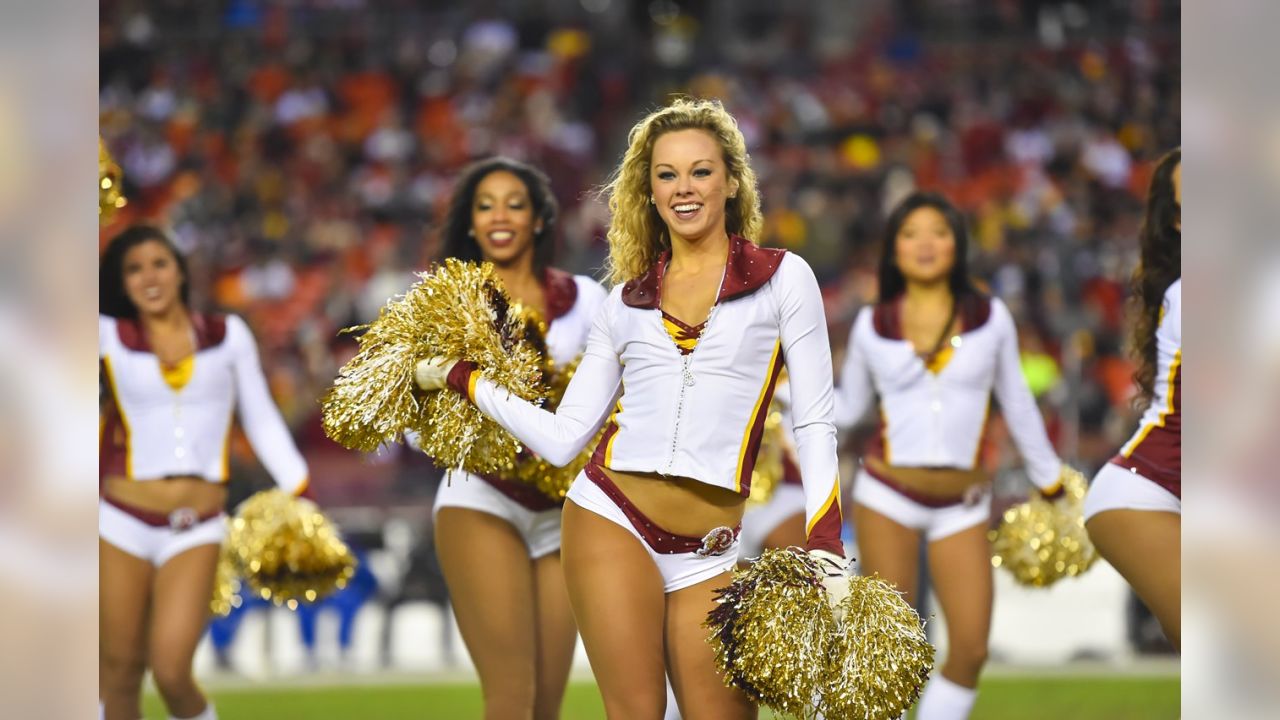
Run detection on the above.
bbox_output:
[448,236,844,553]
[99,313,309,495]
[1113,278,1181,497]
[835,294,1062,491]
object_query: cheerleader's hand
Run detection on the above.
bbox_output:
[414,356,458,391]
[810,548,852,622]
[1038,464,1075,502]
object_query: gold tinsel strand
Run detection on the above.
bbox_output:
[99,137,126,224]
[705,548,838,718]
[212,490,357,614]
[989,466,1098,588]
[321,259,545,474]
[821,574,934,719]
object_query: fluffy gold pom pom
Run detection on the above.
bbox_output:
[705,548,837,717]
[990,466,1098,588]
[99,137,126,224]
[706,549,933,718]
[216,490,357,612]
[321,259,546,474]
[822,574,934,719]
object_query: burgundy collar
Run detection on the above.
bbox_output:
[542,267,579,322]
[620,235,787,310]
[115,313,228,352]
[872,293,993,339]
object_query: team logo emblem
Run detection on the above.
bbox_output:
[696,526,736,557]
[168,507,199,531]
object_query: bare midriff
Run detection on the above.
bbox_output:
[102,475,227,516]
[602,467,745,537]
[864,456,989,499]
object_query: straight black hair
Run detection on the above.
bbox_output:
[877,191,979,303]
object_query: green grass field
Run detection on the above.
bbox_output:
[145,674,1179,719]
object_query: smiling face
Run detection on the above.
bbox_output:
[471,170,541,267]
[122,239,185,318]
[894,206,957,286]
[650,128,740,245]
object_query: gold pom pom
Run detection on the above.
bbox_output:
[990,466,1098,588]
[746,406,786,507]
[99,137,127,224]
[705,548,837,717]
[822,574,934,719]
[706,549,934,718]
[321,259,546,474]
[209,541,243,617]
[218,490,357,612]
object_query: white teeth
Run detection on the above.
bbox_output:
[674,203,701,212]
[144,288,160,299]
[488,230,514,241]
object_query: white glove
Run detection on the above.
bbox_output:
[414,356,457,392]
[810,548,852,622]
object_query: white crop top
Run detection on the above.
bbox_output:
[835,294,1062,491]
[447,237,844,554]
[99,313,309,495]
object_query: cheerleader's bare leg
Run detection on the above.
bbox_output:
[99,539,152,720]
[561,500,668,717]
[149,543,220,719]
[1086,509,1181,649]
[852,503,923,605]
[664,572,756,720]
[915,523,993,719]
[436,508,576,719]
[532,552,578,719]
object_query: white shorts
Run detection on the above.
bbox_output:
[565,470,740,593]
[99,499,227,567]
[739,484,807,559]
[852,469,990,543]
[434,470,563,559]
[1083,462,1182,522]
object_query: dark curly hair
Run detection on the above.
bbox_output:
[877,191,980,302]
[99,224,191,319]
[438,157,559,270]
[1129,147,1181,407]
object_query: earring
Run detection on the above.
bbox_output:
[649,196,655,205]
[468,228,475,237]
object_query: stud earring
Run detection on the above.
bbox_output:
[649,196,655,205]
[468,228,475,237]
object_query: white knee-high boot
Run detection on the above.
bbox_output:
[170,702,217,720]
[915,675,977,720]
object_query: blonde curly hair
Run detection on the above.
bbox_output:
[601,98,763,285]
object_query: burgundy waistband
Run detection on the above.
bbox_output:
[583,463,740,556]
[477,472,563,512]
[102,495,224,529]
[864,464,965,509]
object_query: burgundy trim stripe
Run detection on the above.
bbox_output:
[805,502,845,555]
[477,472,562,511]
[589,421,620,467]
[736,348,786,496]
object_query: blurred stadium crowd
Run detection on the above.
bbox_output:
[100,0,1179,663]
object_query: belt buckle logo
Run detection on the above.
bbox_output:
[168,507,199,531]
[696,526,735,557]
